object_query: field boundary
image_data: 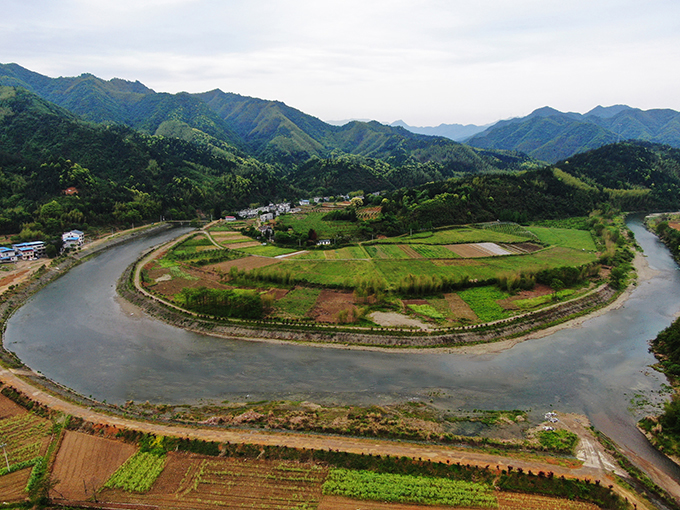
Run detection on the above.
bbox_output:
[121,246,619,347]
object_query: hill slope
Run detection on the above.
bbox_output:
[0,63,535,172]
[466,106,680,163]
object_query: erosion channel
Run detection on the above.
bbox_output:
[4,215,680,490]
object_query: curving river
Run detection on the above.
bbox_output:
[5,216,680,487]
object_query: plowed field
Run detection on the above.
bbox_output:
[0,467,32,504]
[0,393,26,419]
[99,454,327,510]
[50,431,136,501]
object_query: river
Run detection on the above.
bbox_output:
[4,216,680,487]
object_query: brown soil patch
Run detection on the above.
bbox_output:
[229,241,261,249]
[0,268,28,288]
[446,243,497,258]
[310,289,357,323]
[0,467,32,503]
[668,222,680,231]
[50,430,136,501]
[100,454,327,510]
[498,284,554,310]
[402,299,429,306]
[504,242,543,254]
[209,256,281,272]
[495,491,599,509]
[0,393,27,419]
[398,244,423,258]
[444,293,478,322]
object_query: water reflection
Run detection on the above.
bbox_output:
[5,217,680,480]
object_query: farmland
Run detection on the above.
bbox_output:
[139,215,614,332]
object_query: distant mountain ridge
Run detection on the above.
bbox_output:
[0,63,532,173]
[389,120,490,141]
[465,104,680,163]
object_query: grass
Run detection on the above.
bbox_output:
[372,227,528,245]
[511,289,577,310]
[239,245,298,257]
[275,287,321,317]
[457,286,511,322]
[262,247,597,291]
[411,244,460,259]
[526,227,596,251]
[408,304,445,320]
[278,211,360,239]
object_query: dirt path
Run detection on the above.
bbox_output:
[0,367,653,508]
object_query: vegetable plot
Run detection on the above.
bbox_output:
[104,451,167,492]
[322,468,498,507]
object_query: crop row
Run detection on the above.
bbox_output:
[323,468,498,508]
[104,451,167,492]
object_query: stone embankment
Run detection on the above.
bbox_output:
[120,253,618,348]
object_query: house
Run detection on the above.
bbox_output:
[316,239,331,246]
[224,216,236,222]
[299,199,310,206]
[12,241,45,260]
[62,230,84,250]
[62,187,78,196]
[260,213,274,222]
[0,247,17,263]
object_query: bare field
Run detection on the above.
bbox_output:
[50,430,136,501]
[0,467,32,504]
[447,242,512,258]
[444,293,478,321]
[398,244,423,258]
[495,491,600,510]
[209,255,281,272]
[0,393,27,419]
[311,289,357,323]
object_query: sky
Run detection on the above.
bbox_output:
[2,0,680,126]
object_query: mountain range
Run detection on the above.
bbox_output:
[0,63,533,174]
[462,105,680,163]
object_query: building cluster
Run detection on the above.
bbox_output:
[0,229,84,264]
[236,202,297,223]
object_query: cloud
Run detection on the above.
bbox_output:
[2,0,680,124]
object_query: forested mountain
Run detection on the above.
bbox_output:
[466,105,680,163]
[0,63,534,170]
[0,86,287,234]
[371,141,680,235]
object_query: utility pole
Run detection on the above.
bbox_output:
[0,443,9,470]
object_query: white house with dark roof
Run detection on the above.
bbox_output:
[62,230,84,250]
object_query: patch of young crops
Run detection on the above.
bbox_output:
[408,304,445,319]
[104,451,167,493]
[457,286,511,322]
[275,287,321,317]
[0,413,50,465]
[322,468,498,508]
[411,244,459,259]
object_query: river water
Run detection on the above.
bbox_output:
[5,216,680,485]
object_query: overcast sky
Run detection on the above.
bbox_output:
[2,0,679,125]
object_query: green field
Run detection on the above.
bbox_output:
[372,227,528,245]
[457,286,511,322]
[275,287,321,317]
[278,211,360,238]
[526,227,596,251]
[411,244,460,259]
[239,245,298,257]
[323,468,497,508]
